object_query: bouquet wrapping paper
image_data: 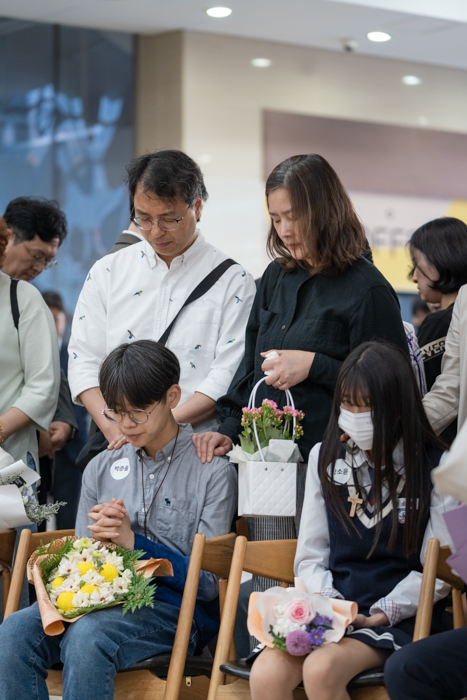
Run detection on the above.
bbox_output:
[27,536,173,635]
[247,578,358,654]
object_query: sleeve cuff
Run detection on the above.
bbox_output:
[196,373,233,402]
[320,587,344,600]
[369,598,402,626]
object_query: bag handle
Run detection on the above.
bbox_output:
[158,258,237,346]
[248,377,296,463]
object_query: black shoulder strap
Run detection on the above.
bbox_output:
[10,278,20,330]
[158,258,237,346]
[109,232,141,254]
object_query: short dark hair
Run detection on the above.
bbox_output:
[409,217,467,295]
[266,154,366,276]
[126,150,208,209]
[42,290,64,312]
[3,197,67,245]
[99,340,180,410]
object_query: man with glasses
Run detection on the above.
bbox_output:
[1,196,78,461]
[69,150,255,452]
[1,196,64,281]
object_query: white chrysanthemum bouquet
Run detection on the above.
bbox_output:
[30,537,172,632]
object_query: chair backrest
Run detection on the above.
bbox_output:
[4,528,75,619]
[206,536,297,700]
[243,539,297,584]
[0,529,18,612]
[414,538,465,642]
[0,529,17,569]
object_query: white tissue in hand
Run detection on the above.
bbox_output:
[264,350,279,376]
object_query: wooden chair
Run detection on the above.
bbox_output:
[0,529,17,615]
[206,536,463,700]
[414,538,465,639]
[5,527,237,700]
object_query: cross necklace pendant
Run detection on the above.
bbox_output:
[348,492,363,517]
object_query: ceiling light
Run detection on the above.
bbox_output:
[367,31,391,42]
[251,58,272,68]
[402,75,422,86]
[206,7,232,18]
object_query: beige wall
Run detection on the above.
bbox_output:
[137,30,467,277]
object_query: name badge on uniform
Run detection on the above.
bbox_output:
[397,498,406,524]
[328,461,352,485]
[397,497,419,524]
[110,458,131,480]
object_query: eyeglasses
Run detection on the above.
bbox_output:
[132,204,191,232]
[102,404,158,424]
[22,242,58,270]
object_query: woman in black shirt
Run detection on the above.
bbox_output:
[193,154,407,536]
[410,216,467,444]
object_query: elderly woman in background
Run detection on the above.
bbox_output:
[193,154,408,547]
[0,216,60,473]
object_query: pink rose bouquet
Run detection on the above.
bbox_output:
[248,584,358,657]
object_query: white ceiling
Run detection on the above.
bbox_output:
[1,0,467,71]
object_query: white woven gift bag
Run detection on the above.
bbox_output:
[238,377,297,517]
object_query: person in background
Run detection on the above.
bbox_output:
[410,217,467,445]
[1,196,78,465]
[0,216,60,614]
[41,291,89,529]
[0,216,60,471]
[69,150,256,453]
[194,154,408,549]
[411,298,430,332]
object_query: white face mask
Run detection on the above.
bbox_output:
[338,407,374,451]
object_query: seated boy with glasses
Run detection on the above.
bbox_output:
[0,340,237,700]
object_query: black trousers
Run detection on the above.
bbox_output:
[384,629,467,700]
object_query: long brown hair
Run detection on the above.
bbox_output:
[0,217,9,267]
[266,154,366,275]
[320,341,446,557]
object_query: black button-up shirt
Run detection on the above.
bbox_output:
[218,257,408,460]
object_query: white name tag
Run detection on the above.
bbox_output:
[110,458,131,480]
[327,461,352,485]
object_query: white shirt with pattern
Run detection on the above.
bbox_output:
[68,232,256,431]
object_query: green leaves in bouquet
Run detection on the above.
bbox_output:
[116,545,157,615]
[269,625,287,652]
[38,537,75,584]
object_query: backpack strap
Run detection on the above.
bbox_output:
[158,258,237,346]
[10,278,20,330]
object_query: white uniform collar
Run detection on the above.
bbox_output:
[345,439,405,474]
[142,230,206,270]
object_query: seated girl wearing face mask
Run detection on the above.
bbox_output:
[249,341,457,700]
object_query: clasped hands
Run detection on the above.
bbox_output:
[87,498,135,550]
